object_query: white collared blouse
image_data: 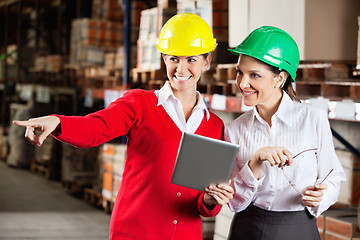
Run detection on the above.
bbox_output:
[225,92,346,217]
[155,81,210,133]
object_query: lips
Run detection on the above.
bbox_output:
[174,75,191,82]
[241,89,257,96]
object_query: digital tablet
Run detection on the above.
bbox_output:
[171,132,239,191]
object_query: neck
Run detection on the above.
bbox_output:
[173,88,198,121]
[256,90,283,127]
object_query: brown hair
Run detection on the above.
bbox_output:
[265,64,301,102]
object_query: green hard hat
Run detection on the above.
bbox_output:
[228,26,300,81]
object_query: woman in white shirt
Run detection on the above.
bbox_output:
[225,26,346,240]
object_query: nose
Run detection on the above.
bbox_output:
[237,74,250,89]
[176,60,187,73]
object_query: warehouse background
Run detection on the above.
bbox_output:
[0,0,359,239]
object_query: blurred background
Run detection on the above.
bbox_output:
[0,0,359,239]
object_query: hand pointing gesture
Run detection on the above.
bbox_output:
[13,116,60,146]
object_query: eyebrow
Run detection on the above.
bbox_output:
[169,55,198,59]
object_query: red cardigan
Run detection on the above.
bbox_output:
[52,89,224,240]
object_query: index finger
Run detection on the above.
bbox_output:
[13,120,33,127]
[314,183,327,190]
[283,149,293,166]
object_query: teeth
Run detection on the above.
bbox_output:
[242,91,256,96]
[176,76,190,81]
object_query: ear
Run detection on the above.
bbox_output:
[201,54,212,72]
[275,71,288,88]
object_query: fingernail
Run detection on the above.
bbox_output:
[305,191,310,195]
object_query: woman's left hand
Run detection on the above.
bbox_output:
[302,184,327,207]
[203,180,234,206]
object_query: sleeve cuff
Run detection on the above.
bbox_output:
[197,192,222,217]
[240,160,265,188]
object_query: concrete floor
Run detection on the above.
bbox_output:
[0,161,111,240]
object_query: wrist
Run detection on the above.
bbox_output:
[248,157,261,170]
[248,158,262,180]
[202,198,216,210]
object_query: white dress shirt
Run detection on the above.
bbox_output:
[155,81,210,133]
[225,92,346,217]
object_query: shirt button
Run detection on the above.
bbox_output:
[173,220,177,224]
[177,192,181,197]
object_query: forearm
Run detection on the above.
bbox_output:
[229,163,261,212]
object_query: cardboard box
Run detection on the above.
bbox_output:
[45,55,68,72]
[336,150,360,205]
[325,215,360,239]
[61,143,99,184]
[318,208,360,240]
[177,0,229,42]
[101,143,126,203]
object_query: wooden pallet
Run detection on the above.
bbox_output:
[30,158,52,179]
[215,63,237,82]
[147,80,166,90]
[83,188,103,208]
[296,80,360,100]
[297,61,356,81]
[205,82,233,96]
[61,180,84,195]
[131,68,167,84]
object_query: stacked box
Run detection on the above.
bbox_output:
[34,56,46,71]
[137,7,176,71]
[114,45,138,69]
[92,0,147,26]
[71,45,105,65]
[71,18,123,48]
[139,8,158,41]
[319,208,360,240]
[45,55,68,73]
[177,0,229,42]
[177,0,235,66]
[336,150,360,206]
[101,143,127,205]
[61,143,99,186]
[34,136,55,162]
[137,38,162,71]
[158,0,177,9]
[70,18,125,65]
[104,53,116,70]
[92,0,123,22]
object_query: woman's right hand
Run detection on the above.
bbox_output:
[249,147,293,179]
[13,116,60,146]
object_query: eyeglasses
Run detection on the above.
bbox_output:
[280,148,333,196]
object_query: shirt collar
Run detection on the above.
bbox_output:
[247,91,295,128]
[157,81,210,120]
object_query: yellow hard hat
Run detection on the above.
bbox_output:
[156,13,217,56]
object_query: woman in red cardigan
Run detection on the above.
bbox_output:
[14,13,234,240]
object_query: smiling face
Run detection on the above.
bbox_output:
[163,54,211,95]
[236,54,286,109]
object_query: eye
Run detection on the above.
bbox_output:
[169,57,179,62]
[251,73,261,78]
[187,58,196,63]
